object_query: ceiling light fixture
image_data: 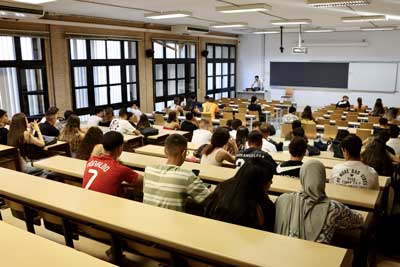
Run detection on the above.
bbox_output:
[307,0,369,8]
[271,19,312,25]
[304,27,335,33]
[210,22,248,28]
[145,11,192,20]
[361,26,397,31]
[341,15,387,22]
[216,4,271,13]
[253,29,280,34]
[14,0,56,4]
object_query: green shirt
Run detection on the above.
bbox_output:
[143,164,211,212]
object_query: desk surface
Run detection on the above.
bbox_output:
[0,144,16,152]
[0,221,115,267]
[0,168,350,267]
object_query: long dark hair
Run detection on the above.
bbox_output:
[373,98,385,116]
[204,158,276,229]
[202,127,230,156]
[357,97,363,109]
[137,114,151,129]
[361,137,393,176]
[167,111,177,123]
[76,127,103,160]
[236,126,249,150]
[8,113,28,149]
[301,105,314,121]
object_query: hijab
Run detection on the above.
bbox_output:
[274,160,330,241]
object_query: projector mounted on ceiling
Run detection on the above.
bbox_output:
[0,0,44,19]
[171,25,209,35]
[293,25,308,54]
[307,0,370,8]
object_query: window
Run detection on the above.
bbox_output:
[153,40,196,111]
[206,44,236,100]
[0,36,48,117]
[69,39,139,116]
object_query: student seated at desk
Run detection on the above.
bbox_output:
[143,134,211,212]
[163,111,180,130]
[292,127,320,156]
[169,96,184,116]
[330,135,379,190]
[282,106,299,124]
[285,120,302,141]
[192,119,212,146]
[99,107,114,127]
[373,117,389,136]
[376,130,396,156]
[201,127,237,166]
[257,123,277,153]
[235,126,249,151]
[274,160,363,244]
[387,124,400,155]
[87,108,104,127]
[40,106,59,124]
[202,96,220,120]
[39,110,60,137]
[336,95,350,110]
[229,119,242,140]
[277,137,307,178]
[110,108,140,135]
[180,112,198,133]
[8,113,45,174]
[82,131,142,196]
[235,130,276,168]
[355,97,367,113]
[371,98,385,117]
[0,109,9,145]
[59,115,85,157]
[362,136,394,177]
[328,129,350,159]
[204,158,276,232]
[130,104,142,122]
[136,114,151,130]
[57,110,74,131]
[248,96,264,121]
[76,127,104,160]
[300,106,316,125]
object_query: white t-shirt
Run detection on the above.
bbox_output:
[261,138,277,153]
[282,114,299,124]
[387,138,400,155]
[130,108,142,121]
[192,129,212,146]
[230,130,237,140]
[109,119,136,135]
[87,115,102,127]
[330,161,379,190]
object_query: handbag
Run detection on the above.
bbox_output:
[139,127,159,137]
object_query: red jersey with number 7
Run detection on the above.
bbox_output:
[82,155,139,196]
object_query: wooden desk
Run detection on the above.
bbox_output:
[95,126,144,151]
[270,152,343,169]
[0,168,351,267]
[0,221,114,266]
[44,141,72,157]
[187,142,202,150]
[0,144,20,171]
[152,125,191,138]
[34,155,380,210]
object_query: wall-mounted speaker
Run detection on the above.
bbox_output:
[201,50,209,57]
[146,49,154,58]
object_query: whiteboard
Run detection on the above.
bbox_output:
[348,63,398,92]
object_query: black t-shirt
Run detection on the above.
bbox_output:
[248,103,262,116]
[235,147,277,170]
[336,100,350,109]
[39,122,60,137]
[276,160,303,178]
[0,127,8,145]
[180,121,198,132]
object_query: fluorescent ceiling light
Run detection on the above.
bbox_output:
[304,27,335,33]
[361,26,397,31]
[14,0,56,3]
[271,19,312,25]
[211,22,248,28]
[307,0,369,8]
[253,29,280,34]
[341,15,387,22]
[145,11,192,20]
[216,4,271,13]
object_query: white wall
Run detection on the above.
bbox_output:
[237,31,400,108]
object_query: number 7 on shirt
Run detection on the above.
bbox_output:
[85,169,98,189]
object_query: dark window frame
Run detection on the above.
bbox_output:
[68,39,140,116]
[152,40,197,111]
[0,36,49,118]
[206,43,236,100]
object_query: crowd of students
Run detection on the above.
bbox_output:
[1,94,400,260]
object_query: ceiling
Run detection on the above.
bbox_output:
[37,0,400,33]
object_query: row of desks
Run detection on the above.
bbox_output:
[34,154,381,210]
[0,167,352,267]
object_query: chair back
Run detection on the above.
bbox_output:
[281,123,292,138]
[303,124,317,139]
[360,122,373,129]
[235,113,246,126]
[223,112,233,120]
[324,125,338,140]
[154,114,165,126]
[368,116,380,124]
[356,129,372,141]
[335,120,349,127]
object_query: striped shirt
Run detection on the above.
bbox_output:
[143,164,211,212]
